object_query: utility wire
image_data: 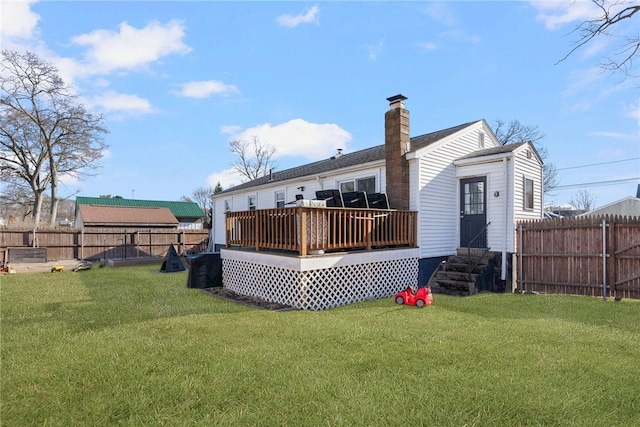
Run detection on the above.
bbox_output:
[556,157,640,171]
[555,177,640,189]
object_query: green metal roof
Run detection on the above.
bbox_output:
[76,197,205,219]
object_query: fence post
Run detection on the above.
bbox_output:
[602,218,607,301]
[518,224,524,294]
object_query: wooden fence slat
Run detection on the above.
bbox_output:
[0,228,210,263]
[517,214,640,299]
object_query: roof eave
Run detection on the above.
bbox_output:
[454,151,513,166]
[214,159,385,197]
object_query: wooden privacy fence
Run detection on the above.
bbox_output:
[517,215,640,299]
[226,206,417,256]
[0,228,210,263]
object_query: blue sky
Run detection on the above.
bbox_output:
[2,1,638,209]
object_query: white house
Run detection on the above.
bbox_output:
[211,95,543,308]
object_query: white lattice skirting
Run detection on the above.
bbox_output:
[221,248,419,310]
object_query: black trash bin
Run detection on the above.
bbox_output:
[187,252,222,288]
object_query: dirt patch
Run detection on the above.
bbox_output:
[201,287,296,311]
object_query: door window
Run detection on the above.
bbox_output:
[464,181,485,215]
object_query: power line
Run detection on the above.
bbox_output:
[556,157,640,171]
[555,177,640,189]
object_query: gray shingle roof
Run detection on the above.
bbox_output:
[455,142,527,161]
[220,121,478,194]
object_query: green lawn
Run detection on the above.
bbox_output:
[1,265,638,426]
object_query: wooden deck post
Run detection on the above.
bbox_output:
[255,211,261,252]
[300,208,307,257]
[365,211,372,251]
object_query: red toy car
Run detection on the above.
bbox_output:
[395,286,433,308]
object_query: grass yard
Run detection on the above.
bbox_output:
[1,265,639,426]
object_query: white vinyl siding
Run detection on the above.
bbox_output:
[456,160,508,252]
[513,146,543,221]
[415,122,501,258]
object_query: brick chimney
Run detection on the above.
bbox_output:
[385,94,410,210]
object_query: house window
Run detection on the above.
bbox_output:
[339,181,355,193]
[478,132,485,148]
[248,195,256,211]
[275,191,285,208]
[524,177,534,210]
[339,176,376,194]
[224,200,231,212]
[357,177,376,194]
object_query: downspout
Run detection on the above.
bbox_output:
[501,156,508,281]
[540,157,545,219]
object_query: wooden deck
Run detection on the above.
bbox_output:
[225,206,417,256]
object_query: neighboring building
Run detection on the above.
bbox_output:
[581,196,640,217]
[544,205,587,218]
[75,204,179,232]
[211,94,544,297]
[75,197,205,229]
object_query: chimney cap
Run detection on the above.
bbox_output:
[387,94,408,104]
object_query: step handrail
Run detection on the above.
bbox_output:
[466,222,491,281]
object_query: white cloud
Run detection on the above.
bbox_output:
[625,100,640,125]
[59,173,80,187]
[277,5,320,28]
[206,167,243,190]
[440,29,480,45]
[86,91,153,114]
[564,66,603,96]
[530,1,602,30]
[70,20,191,75]
[228,119,352,160]
[175,80,239,98]
[417,42,438,52]
[220,125,243,135]
[587,131,630,139]
[368,41,384,61]
[0,0,40,40]
[422,3,456,26]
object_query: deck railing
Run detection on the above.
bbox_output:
[226,206,417,256]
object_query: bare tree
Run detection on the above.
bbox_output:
[190,186,214,212]
[0,50,107,225]
[0,178,35,221]
[494,119,559,193]
[569,189,597,211]
[229,136,277,181]
[182,186,213,212]
[182,186,215,228]
[559,0,639,77]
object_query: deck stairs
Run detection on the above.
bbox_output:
[427,248,492,296]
